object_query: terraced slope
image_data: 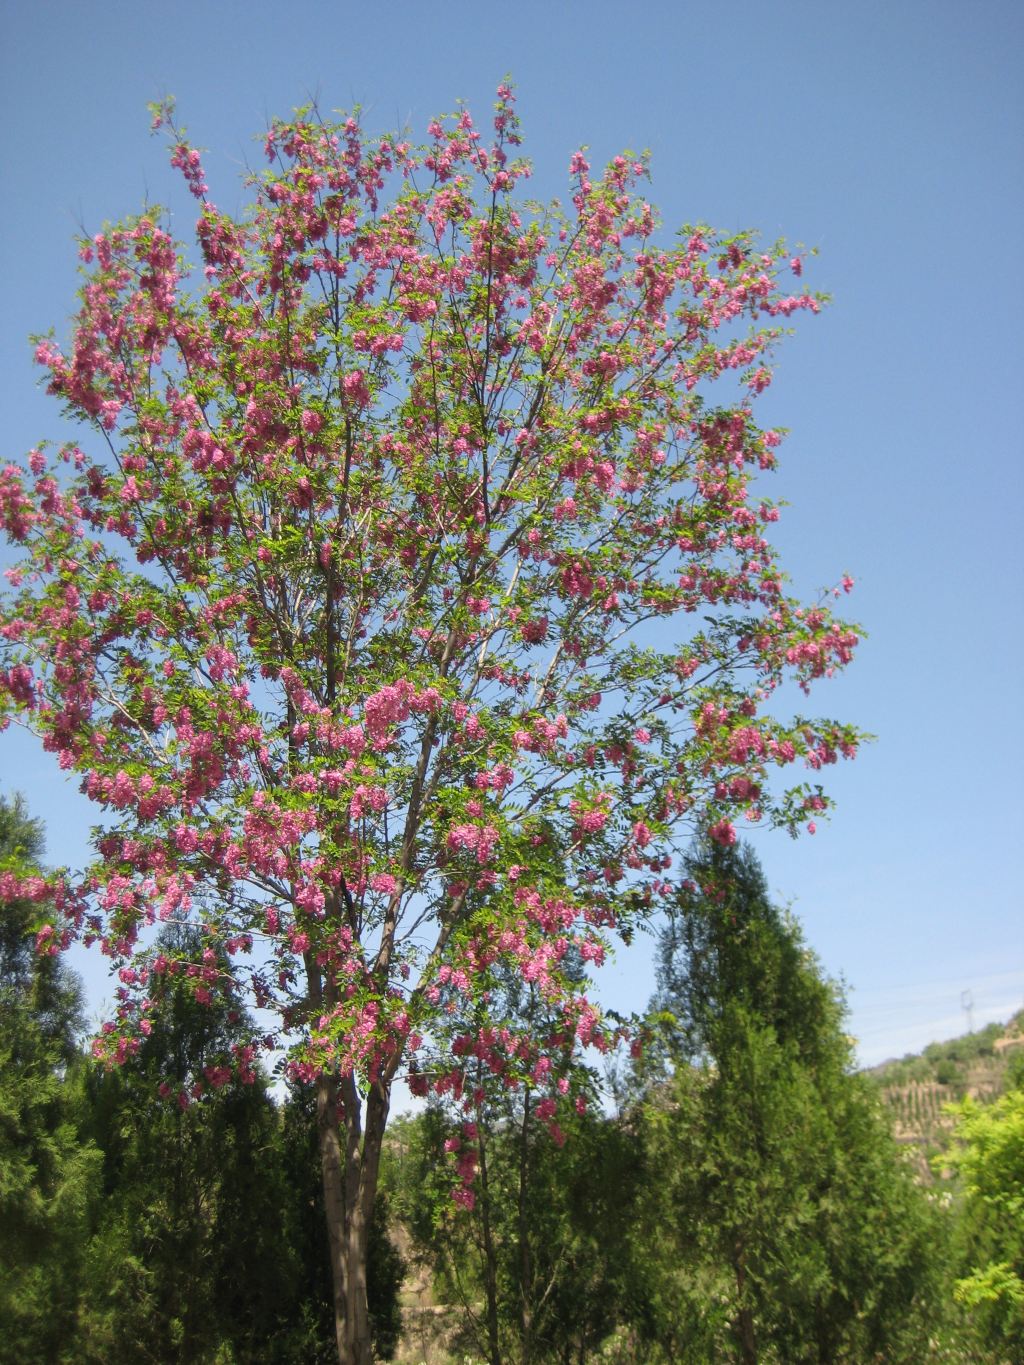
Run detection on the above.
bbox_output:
[868,1012,1023,1175]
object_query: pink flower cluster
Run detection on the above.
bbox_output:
[446,823,500,864]
[363,680,441,747]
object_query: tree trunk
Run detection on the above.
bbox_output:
[316,1067,391,1365]
[476,1120,502,1365]
[517,1086,534,1364]
[731,1243,758,1365]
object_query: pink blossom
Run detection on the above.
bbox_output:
[174,824,200,853]
[2,91,862,1307]
[709,818,737,846]
[342,369,370,408]
[446,823,500,864]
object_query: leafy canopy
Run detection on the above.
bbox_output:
[0,86,861,1152]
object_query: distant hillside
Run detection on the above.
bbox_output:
[867,1011,1023,1173]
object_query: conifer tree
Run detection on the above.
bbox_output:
[0,794,99,1363]
[635,839,943,1363]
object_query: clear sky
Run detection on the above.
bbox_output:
[1,0,1022,1068]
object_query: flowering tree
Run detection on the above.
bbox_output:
[0,86,862,1365]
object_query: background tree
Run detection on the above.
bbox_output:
[387,970,636,1364]
[0,793,99,1364]
[74,925,405,1363]
[0,795,407,1365]
[631,838,944,1363]
[73,924,302,1363]
[0,86,862,1363]
[940,1067,1024,1362]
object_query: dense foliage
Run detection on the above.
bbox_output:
[942,1072,1024,1361]
[385,972,637,1364]
[0,796,98,1361]
[383,840,1021,1364]
[5,798,1022,1361]
[629,840,946,1363]
[0,795,404,1364]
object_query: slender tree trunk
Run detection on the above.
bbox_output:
[476,1120,502,1365]
[316,1067,391,1365]
[518,1086,534,1364]
[306,907,393,1365]
[316,1069,354,1363]
[731,1243,758,1365]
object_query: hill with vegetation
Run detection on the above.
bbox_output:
[867,1011,1024,1171]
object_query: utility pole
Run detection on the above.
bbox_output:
[961,989,975,1035]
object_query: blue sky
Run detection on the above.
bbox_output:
[1,0,1021,1068]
